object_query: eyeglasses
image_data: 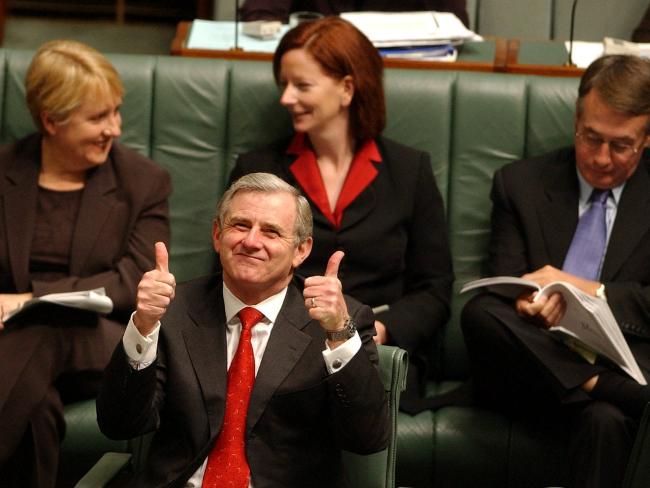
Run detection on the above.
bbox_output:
[575,130,643,161]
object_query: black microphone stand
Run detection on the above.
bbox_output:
[565,0,579,66]
[233,0,242,51]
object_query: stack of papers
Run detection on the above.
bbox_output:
[565,37,650,69]
[603,37,650,58]
[378,44,458,62]
[340,11,479,48]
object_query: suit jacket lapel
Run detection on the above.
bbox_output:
[601,160,650,279]
[70,155,117,273]
[538,152,580,268]
[337,139,384,232]
[338,178,377,231]
[246,284,312,434]
[3,138,40,291]
[182,280,228,438]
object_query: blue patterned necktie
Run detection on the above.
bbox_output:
[562,189,610,281]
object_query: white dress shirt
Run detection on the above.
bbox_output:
[122,283,362,487]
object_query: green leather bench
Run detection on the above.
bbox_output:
[0,49,646,487]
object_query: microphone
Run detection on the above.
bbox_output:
[233,0,241,51]
[565,0,579,67]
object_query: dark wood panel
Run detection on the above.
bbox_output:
[7,0,212,22]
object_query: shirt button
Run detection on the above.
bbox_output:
[332,359,343,369]
[136,343,143,354]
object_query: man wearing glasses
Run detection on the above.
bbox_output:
[462,55,650,488]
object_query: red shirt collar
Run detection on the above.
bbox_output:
[287,133,381,229]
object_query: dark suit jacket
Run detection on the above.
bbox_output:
[233,136,453,386]
[97,275,390,488]
[487,146,650,374]
[240,0,469,27]
[0,133,171,370]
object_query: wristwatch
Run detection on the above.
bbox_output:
[596,283,607,301]
[326,317,357,341]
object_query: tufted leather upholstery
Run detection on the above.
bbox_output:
[0,49,646,487]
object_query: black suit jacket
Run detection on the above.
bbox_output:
[97,275,390,488]
[233,136,453,377]
[488,146,650,373]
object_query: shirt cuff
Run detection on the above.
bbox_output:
[123,312,160,370]
[322,332,362,374]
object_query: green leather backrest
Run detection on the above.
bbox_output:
[526,75,577,157]
[0,48,581,382]
[151,56,230,282]
[226,60,292,170]
[106,54,156,157]
[442,72,579,379]
[330,346,409,488]
[445,72,528,378]
[2,50,35,142]
[384,69,455,205]
[0,48,589,483]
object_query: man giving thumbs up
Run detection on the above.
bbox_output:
[98,172,389,488]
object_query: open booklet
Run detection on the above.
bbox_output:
[2,287,114,323]
[460,277,647,385]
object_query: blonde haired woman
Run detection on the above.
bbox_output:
[0,40,171,487]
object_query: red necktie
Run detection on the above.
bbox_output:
[201,307,264,488]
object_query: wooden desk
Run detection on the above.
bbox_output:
[504,39,585,77]
[171,21,503,72]
[171,21,585,77]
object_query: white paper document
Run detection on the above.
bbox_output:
[340,11,480,47]
[3,287,114,323]
[603,37,650,58]
[186,20,289,52]
[460,277,646,385]
[564,41,604,68]
[564,38,650,69]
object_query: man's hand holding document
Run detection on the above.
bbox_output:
[461,276,646,385]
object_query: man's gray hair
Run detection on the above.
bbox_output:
[215,172,313,245]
